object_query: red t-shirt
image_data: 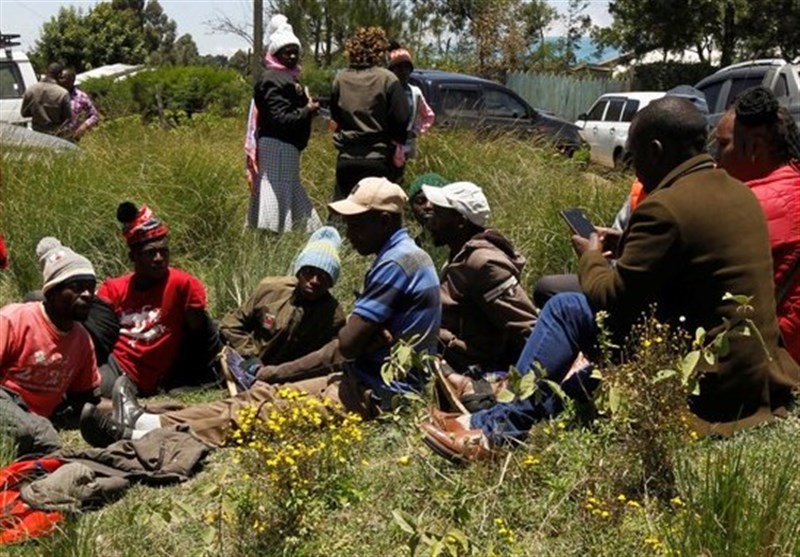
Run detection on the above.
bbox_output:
[0,303,99,417]
[97,268,207,394]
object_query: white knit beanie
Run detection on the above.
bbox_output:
[267,14,301,55]
[37,237,95,294]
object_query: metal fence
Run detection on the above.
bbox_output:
[507,72,629,122]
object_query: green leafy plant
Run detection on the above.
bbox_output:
[392,510,472,557]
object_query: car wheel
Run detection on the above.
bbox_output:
[613,149,631,170]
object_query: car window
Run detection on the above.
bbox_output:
[699,81,724,113]
[726,76,764,108]
[774,74,789,97]
[621,100,640,122]
[441,87,481,115]
[484,89,528,118]
[0,62,24,99]
[604,99,625,122]
[586,99,608,121]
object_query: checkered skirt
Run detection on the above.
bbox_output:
[248,137,322,232]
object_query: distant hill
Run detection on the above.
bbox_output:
[543,36,620,63]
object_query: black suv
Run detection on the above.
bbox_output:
[409,69,583,155]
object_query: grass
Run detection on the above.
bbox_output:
[3,118,800,556]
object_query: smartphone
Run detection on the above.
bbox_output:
[560,208,596,239]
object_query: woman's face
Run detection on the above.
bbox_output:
[276,45,300,69]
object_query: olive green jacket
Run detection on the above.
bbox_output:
[579,154,800,423]
[219,277,345,365]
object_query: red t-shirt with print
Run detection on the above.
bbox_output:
[98,268,207,395]
[0,303,99,417]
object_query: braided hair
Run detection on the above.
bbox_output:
[735,86,800,163]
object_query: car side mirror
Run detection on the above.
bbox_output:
[577,112,588,121]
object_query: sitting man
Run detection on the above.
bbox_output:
[421,97,800,461]
[407,173,448,235]
[714,87,800,363]
[79,177,441,447]
[219,226,346,390]
[0,238,100,457]
[423,182,536,408]
[96,202,220,398]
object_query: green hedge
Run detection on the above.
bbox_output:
[81,66,251,123]
[631,61,718,90]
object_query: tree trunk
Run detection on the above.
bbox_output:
[252,0,264,83]
[719,0,736,67]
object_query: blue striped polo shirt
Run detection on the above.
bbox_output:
[351,227,441,396]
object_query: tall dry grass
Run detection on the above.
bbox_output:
[1,117,626,316]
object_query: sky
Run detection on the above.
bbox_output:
[0,0,613,57]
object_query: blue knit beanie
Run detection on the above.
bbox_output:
[293,226,342,285]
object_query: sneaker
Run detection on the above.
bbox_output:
[112,375,143,430]
[220,346,258,395]
[79,403,131,448]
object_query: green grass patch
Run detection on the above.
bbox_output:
[4,119,798,556]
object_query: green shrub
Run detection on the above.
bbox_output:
[631,61,717,90]
[81,66,251,122]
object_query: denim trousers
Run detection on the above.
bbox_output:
[469,292,599,444]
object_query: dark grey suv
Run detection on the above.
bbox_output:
[409,69,583,155]
[694,59,800,127]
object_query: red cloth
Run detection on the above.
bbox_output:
[747,164,800,363]
[0,458,65,545]
[97,268,207,394]
[0,303,99,417]
[0,233,7,269]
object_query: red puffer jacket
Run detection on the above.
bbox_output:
[0,233,7,269]
[747,164,800,363]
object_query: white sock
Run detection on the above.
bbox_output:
[131,429,148,440]
[133,412,162,431]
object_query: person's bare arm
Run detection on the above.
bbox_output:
[338,314,388,360]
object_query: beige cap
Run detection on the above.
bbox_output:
[328,177,408,215]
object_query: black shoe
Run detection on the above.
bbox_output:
[112,375,143,430]
[80,403,131,448]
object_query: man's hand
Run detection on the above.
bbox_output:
[571,232,602,257]
[596,226,622,257]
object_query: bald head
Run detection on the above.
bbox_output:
[629,97,709,191]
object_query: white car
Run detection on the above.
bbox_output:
[575,92,665,169]
[0,34,38,127]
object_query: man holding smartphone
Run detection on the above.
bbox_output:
[422,97,800,462]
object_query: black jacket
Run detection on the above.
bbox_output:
[254,69,312,151]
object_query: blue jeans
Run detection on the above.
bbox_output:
[469,292,599,444]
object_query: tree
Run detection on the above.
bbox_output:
[172,34,200,66]
[596,0,800,68]
[143,0,178,61]
[30,0,183,72]
[29,6,92,72]
[206,0,408,68]
[555,0,592,68]
[229,49,251,76]
[412,0,557,73]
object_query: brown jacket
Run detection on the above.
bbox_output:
[579,155,800,423]
[20,79,71,135]
[219,276,345,365]
[440,229,537,373]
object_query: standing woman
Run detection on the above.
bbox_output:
[330,27,410,200]
[246,15,322,232]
